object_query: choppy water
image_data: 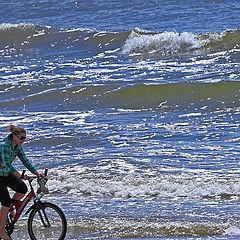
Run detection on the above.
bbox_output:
[0,0,240,239]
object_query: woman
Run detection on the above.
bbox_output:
[0,125,42,240]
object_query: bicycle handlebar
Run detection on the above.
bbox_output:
[20,168,48,180]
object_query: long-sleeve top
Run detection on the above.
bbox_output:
[0,134,36,176]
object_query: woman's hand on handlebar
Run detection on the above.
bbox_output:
[22,174,30,180]
[34,171,45,178]
[20,169,48,179]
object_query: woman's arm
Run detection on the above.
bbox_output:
[16,145,37,174]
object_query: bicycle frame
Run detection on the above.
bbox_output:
[11,178,37,224]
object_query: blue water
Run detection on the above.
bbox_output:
[1,0,239,32]
[0,0,240,239]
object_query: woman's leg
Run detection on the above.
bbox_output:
[7,174,28,211]
[7,174,28,196]
[0,207,11,240]
[0,177,12,240]
[12,192,25,201]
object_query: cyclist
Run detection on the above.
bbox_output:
[0,125,43,240]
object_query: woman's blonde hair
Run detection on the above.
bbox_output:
[8,124,26,136]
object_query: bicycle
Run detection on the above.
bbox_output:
[1,169,67,240]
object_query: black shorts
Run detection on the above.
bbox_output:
[0,174,28,207]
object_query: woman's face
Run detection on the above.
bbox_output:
[13,133,26,145]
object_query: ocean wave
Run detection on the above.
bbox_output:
[47,168,240,199]
[0,23,239,57]
[0,23,126,54]
[122,28,240,56]
[0,23,52,45]
[104,81,240,110]
[1,81,238,111]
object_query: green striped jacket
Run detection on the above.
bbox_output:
[0,134,36,176]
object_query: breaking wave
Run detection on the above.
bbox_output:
[48,168,240,199]
[0,23,239,57]
[122,28,240,56]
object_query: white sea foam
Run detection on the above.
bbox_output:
[224,226,240,236]
[47,167,240,199]
[122,30,207,55]
[0,23,34,30]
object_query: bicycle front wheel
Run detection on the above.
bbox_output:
[28,202,67,240]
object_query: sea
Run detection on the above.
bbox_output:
[0,0,239,239]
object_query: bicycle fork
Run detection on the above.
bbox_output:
[26,201,51,228]
[38,207,51,228]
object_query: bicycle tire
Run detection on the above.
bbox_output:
[27,202,67,240]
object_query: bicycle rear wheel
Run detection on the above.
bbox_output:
[28,202,67,240]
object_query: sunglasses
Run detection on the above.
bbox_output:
[15,134,26,141]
